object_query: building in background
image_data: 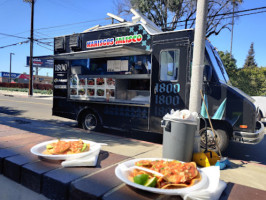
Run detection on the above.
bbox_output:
[0,72,52,84]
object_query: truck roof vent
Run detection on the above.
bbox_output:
[69,34,81,51]
[54,37,65,53]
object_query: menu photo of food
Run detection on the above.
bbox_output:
[87,78,95,86]
[106,78,115,88]
[96,89,105,97]
[87,89,95,97]
[96,78,105,86]
[79,78,86,86]
[78,89,86,96]
[106,89,115,98]
[70,76,77,87]
[70,88,77,96]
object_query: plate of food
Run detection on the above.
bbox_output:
[70,88,77,95]
[96,89,105,97]
[87,89,95,96]
[106,78,115,86]
[79,78,86,86]
[115,158,208,195]
[31,139,101,160]
[96,78,105,86]
[87,78,95,86]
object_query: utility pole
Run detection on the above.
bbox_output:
[230,1,235,58]
[189,0,209,113]
[24,0,34,96]
[9,53,15,83]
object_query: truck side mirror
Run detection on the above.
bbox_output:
[203,65,212,82]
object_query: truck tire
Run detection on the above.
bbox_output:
[81,112,101,131]
[200,126,229,153]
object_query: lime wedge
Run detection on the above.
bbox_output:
[144,177,157,187]
[133,174,149,185]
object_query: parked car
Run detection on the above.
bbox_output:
[252,96,266,122]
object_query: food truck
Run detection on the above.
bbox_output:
[49,9,264,152]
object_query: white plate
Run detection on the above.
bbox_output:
[115,158,208,195]
[30,139,101,160]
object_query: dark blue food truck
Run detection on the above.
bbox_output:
[49,9,264,152]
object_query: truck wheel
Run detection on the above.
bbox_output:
[200,126,229,153]
[81,112,101,131]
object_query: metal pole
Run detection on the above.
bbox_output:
[9,53,12,83]
[9,53,14,83]
[36,66,38,83]
[189,0,209,113]
[230,2,235,58]
[28,0,34,96]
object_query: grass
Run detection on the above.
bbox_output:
[0,87,53,95]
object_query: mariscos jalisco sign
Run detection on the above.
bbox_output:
[86,34,143,48]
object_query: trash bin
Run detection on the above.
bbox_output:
[161,118,198,162]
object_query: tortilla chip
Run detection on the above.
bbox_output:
[161,173,201,189]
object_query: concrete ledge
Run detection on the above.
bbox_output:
[21,160,61,193]
[42,151,128,200]
[70,165,123,200]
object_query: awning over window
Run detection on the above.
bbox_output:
[35,46,151,60]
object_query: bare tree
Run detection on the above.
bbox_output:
[114,0,242,37]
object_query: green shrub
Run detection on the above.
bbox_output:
[0,87,53,95]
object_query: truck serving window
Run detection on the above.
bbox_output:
[160,50,180,81]
[68,55,151,104]
[70,55,151,76]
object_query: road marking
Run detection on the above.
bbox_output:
[0,98,51,106]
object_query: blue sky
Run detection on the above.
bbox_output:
[0,0,265,77]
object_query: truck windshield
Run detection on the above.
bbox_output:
[206,42,230,84]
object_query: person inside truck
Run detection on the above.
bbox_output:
[130,61,148,74]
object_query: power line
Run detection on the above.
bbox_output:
[0,30,29,40]
[176,9,266,27]
[234,9,266,18]
[34,17,107,31]
[206,6,266,19]
[159,6,266,25]
[36,42,53,51]
[0,40,29,49]
[35,39,53,46]
[0,32,29,40]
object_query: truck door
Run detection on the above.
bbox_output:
[150,39,189,133]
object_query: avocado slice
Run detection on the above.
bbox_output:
[81,143,87,152]
[46,144,54,149]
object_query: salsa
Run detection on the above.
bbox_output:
[131,160,200,189]
[43,139,90,155]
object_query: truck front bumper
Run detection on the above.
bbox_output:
[233,121,265,144]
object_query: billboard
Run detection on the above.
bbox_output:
[0,72,21,78]
[26,57,54,68]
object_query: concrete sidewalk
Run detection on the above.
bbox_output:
[0,175,49,200]
[0,90,53,100]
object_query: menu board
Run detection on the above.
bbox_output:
[107,60,128,72]
[69,76,115,100]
